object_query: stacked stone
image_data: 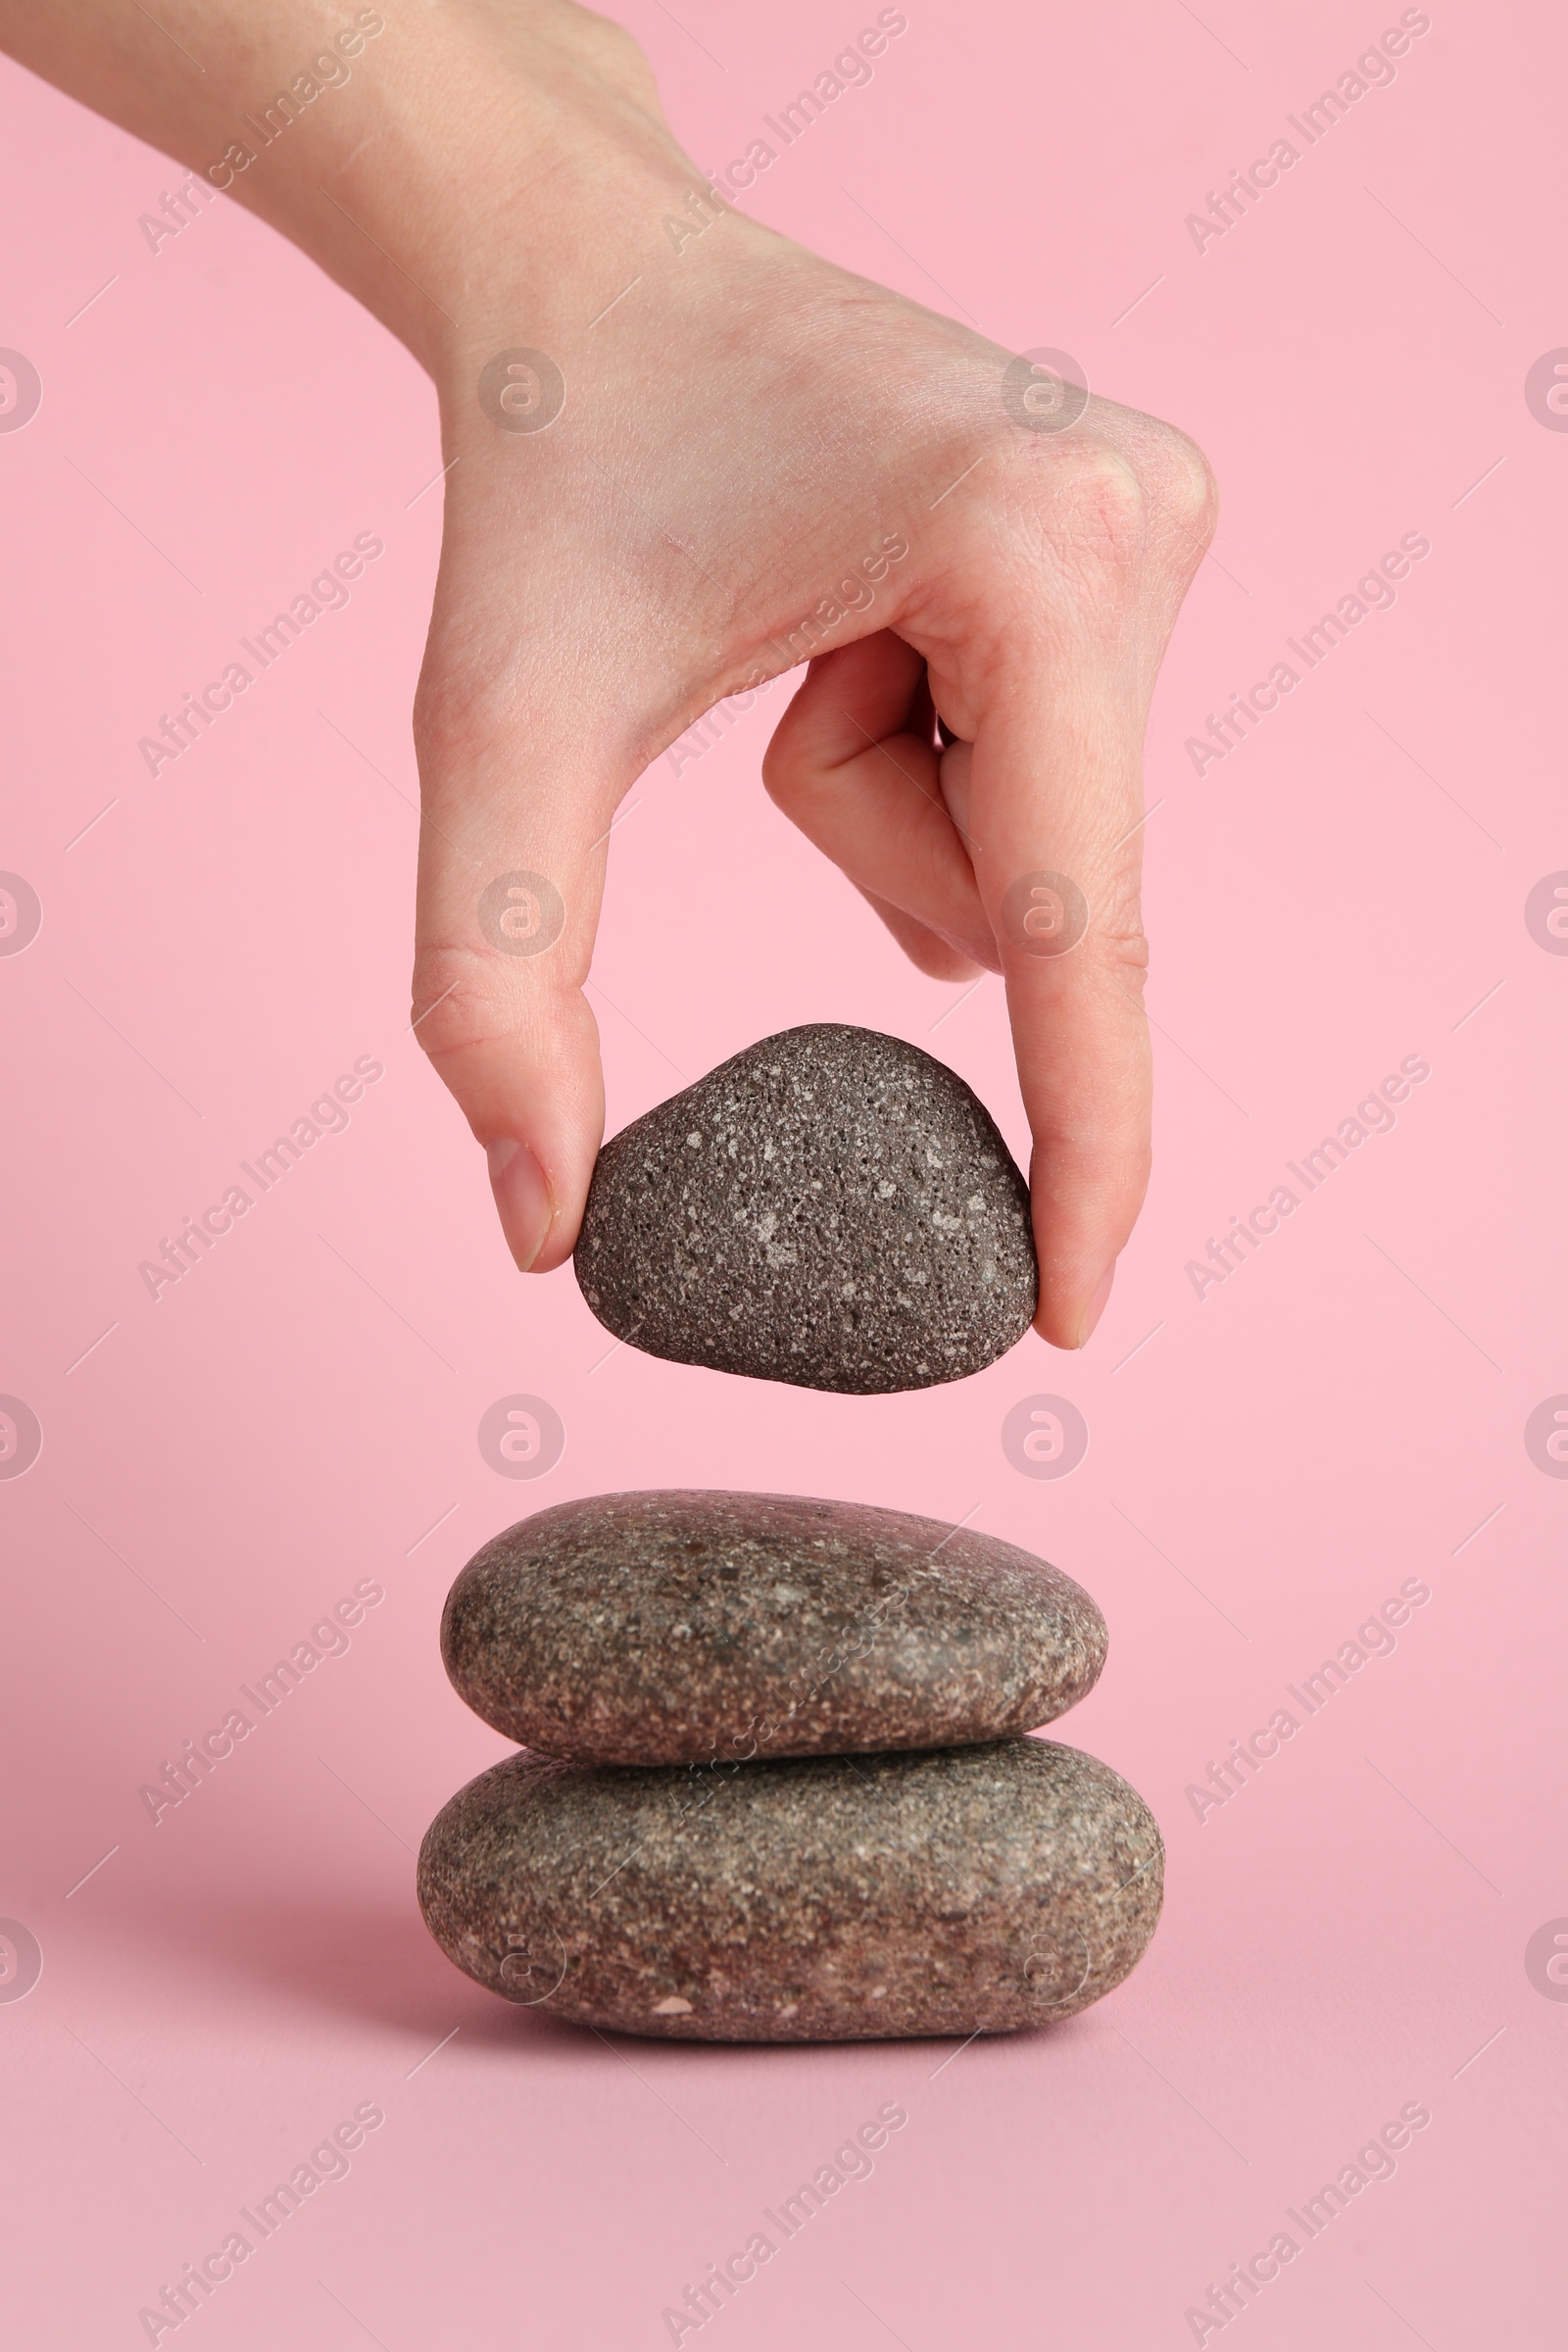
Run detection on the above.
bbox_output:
[416,1027,1163,2041]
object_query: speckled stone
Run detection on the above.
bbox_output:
[441,1489,1106,1766]
[416,1738,1161,2041]
[573,1024,1037,1393]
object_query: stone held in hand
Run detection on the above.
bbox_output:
[416,1737,1162,2041]
[573,1023,1037,1394]
[441,1488,1106,1766]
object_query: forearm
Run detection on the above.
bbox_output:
[0,0,703,374]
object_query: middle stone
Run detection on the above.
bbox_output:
[441,1489,1106,1766]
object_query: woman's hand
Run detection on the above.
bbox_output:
[0,0,1217,1346]
[413,185,1215,1348]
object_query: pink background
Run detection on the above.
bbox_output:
[2,1,1564,2344]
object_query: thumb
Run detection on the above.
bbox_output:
[409,692,627,1274]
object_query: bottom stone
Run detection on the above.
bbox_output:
[416,1738,1163,2041]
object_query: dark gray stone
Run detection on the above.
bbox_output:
[573,1024,1037,1393]
[416,1738,1161,2041]
[442,1489,1106,1765]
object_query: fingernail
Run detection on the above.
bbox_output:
[1077,1261,1115,1347]
[486,1140,555,1272]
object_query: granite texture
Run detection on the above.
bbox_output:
[416,1738,1162,2041]
[573,1024,1037,1393]
[442,1490,1106,1765]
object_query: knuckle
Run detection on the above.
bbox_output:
[1088,881,1151,998]
[758,731,793,802]
[1099,920,1151,991]
[760,727,821,812]
[413,660,506,782]
[409,943,521,1069]
[1008,437,1153,614]
[1015,420,1219,609]
[576,8,661,92]
[1142,419,1220,554]
[1051,439,1152,568]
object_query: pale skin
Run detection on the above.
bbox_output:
[5,0,1217,1348]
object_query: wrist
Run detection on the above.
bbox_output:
[245,1,720,380]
